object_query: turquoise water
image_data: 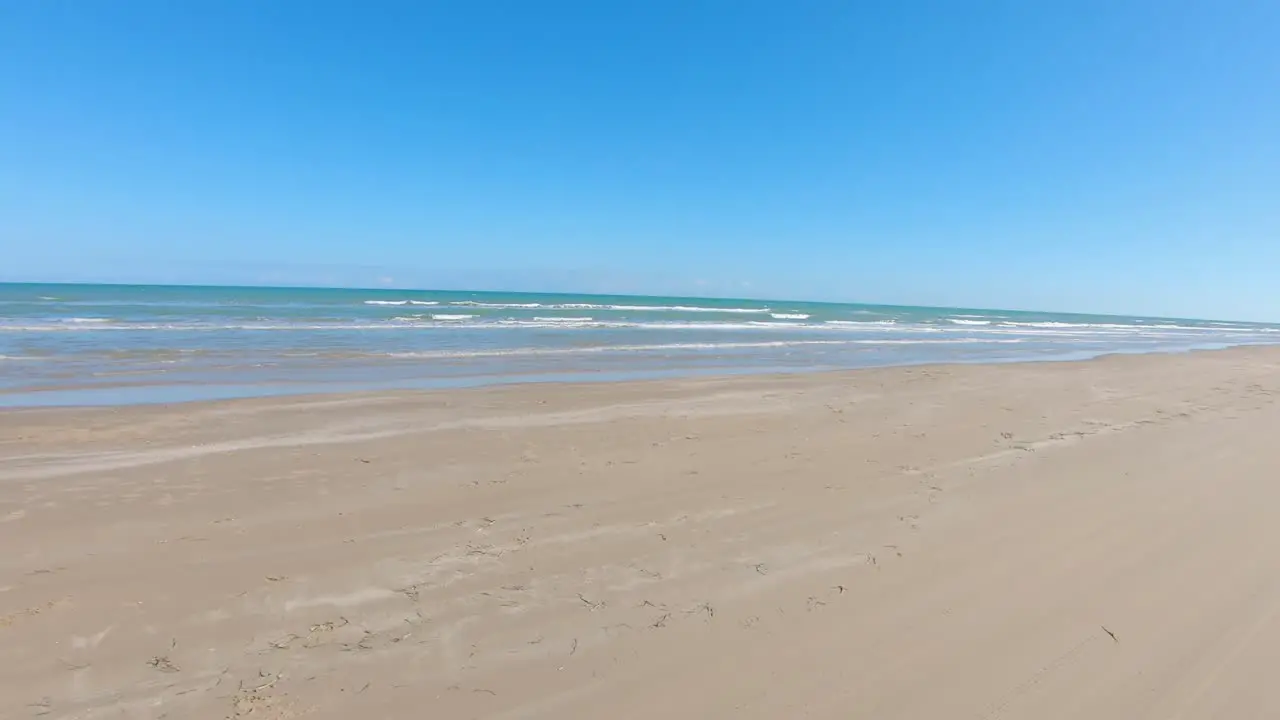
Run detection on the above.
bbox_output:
[3,283,1278,406]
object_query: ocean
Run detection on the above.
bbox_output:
[2,283,1278,406]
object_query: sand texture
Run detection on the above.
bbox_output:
[4,348,1280,718]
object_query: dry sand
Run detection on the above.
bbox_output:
[4,348,1280,719]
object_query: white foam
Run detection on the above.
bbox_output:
[947,319,991,326]
[1000,321,1080,328]
[532,316,594,323]
[381,336,1043,360]
[826,320,896,326]
[431,314,475,321]
[449,301,542,308]
[667,305,769,314]
[559,303,771,313]
[771,313,810,320]
[364,300,409,306]
[446,301,773,314]
[996,321,1227,333]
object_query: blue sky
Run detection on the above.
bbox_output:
[2,1,1278,319]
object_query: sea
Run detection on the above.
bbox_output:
[2,283,1278,407]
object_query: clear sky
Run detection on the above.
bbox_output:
[2,1,1278,319]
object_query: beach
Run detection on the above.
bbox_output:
[4,346,1280,717]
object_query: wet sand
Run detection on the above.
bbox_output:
[4,347,1280,719]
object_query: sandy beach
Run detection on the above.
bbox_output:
[4,347,1280,719]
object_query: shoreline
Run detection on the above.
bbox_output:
[5,346,1280,717]
[2,341,1275,410]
